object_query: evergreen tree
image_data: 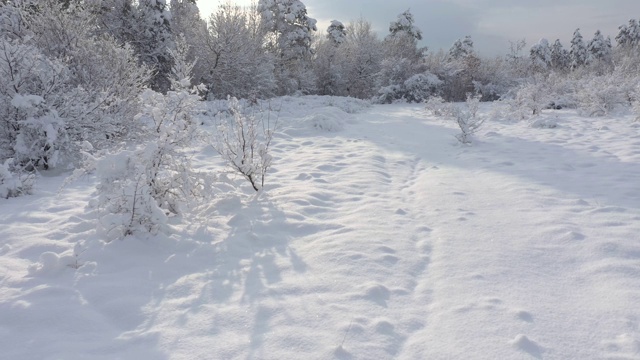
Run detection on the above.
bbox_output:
[550,39,570,72]
[569,28,587,70]
[327,20,346,45]
[169,0,208,87]
[388,9,422,41]
[448,35,474,60]
[135,0,174,93]
[93,0,137,45]
[587,30,612,64]
[530,38,552,72]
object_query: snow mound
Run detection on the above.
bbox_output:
[530,116,558,128]
[306,106,350,132]
[27,251,75,276]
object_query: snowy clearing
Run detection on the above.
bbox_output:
[1,97,640,360]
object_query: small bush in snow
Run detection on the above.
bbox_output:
[454,94,485,144]
[425,96,455,117]
[511,81,550,119]
[403,73,443,103]
[0,158,35,199]
[211,97,276,192]
[375,72,442,104]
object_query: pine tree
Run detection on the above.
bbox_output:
[530,38,551,71]
[569,28,587,70]
[327,20,346,45]
[616,19,640,49]
[93,0,137,45]
[448,35,474,60]
[550,39,570,72]
[169,0,208,87]
[135,0,174,93]
[587,30,612,64]
[388,9,422,41]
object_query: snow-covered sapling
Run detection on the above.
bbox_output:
[212,97,277,192]
[454,94,484,144]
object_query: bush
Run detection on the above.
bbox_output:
[454,94,484,144]
[211,97,276,192]
[576,75,629,117]
[375,71,442,104]
[95,86,208,240]
[0,158,35,199]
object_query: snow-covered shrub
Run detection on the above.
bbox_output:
[425,96,455,117]
[375,84,404,104]
[454,94,485,144]
[95,86,208,240]
[0,12,149,170]
[511,81,551,119]
[0,158,35,199]
[0,39,73,169]
[576,75,629,117]
[403,73,443,103]
[95,150,168,240]
[212,97,276,192]
[375,71,441,104]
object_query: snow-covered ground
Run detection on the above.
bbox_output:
[2,97,640,359]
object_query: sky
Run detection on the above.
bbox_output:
[197,0,640,56]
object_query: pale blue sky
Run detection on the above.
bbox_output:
[197,0,640,56]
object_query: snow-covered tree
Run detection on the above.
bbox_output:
[204,3,276,99]
[587,30,612,73]
[550,39,570,72]
[530,38,552,72]
[342,18,382,99]
[376,9,427,102]
[134,0,174,93]
[257,0,317,94]
[449,35,474,60]
[616,19,640,49]
[569,28,587,70]
[0,0,149,170]
[443,36,480,101]
[313,21,347,95]
[388,9,422,41]
[327,20,346,45]
[169,0,208,87]
[93,0,138,46]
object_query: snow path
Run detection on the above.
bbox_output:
[2,101,640,359]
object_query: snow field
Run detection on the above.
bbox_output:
[1,97,640,359]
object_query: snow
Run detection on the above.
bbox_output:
[1,97,640,359]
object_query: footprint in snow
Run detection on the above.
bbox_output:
[362,284,390,307]
[511,334,543,359]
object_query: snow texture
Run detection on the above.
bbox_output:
[1,97,640,359]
